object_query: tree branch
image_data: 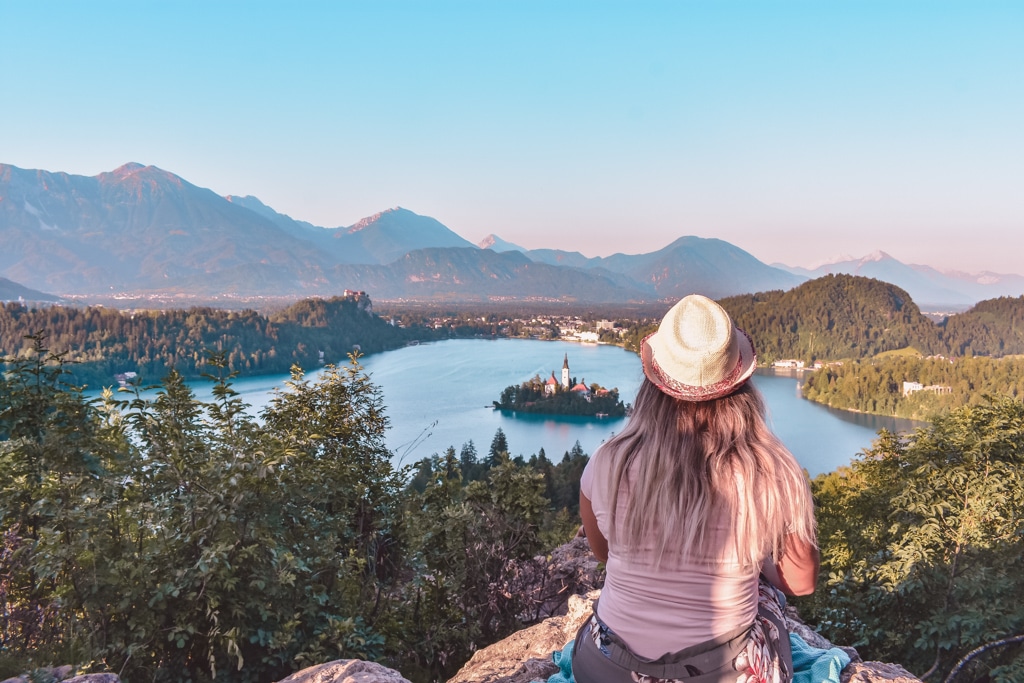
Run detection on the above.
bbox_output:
[943,633,1024,683]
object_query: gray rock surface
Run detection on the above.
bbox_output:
[274,659,412,683]
[0,669,118,683]
[447,592,595,683]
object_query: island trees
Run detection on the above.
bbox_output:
[492,374,627,417]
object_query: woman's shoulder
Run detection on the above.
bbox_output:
[581,443,618,495]
[586,442,618,472]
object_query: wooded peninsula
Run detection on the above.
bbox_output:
[614,275,1024,419]
[7,274,1024,419]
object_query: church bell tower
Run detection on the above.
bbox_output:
[562,354,570,388]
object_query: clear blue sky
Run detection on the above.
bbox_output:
[2,1,1022,273]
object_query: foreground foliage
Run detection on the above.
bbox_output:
[0,340,585,683]
[803,397,1024,682]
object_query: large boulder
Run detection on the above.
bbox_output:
[448,584,923,683]
[0,670,119,683]
[447,591,595,683]
[274,659,412,683]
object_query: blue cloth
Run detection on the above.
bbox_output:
[547,639,575,683]
[789,632,851,683]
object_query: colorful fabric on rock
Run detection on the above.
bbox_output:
[548,640,576,683]
[788,633,850,683]
[732,582,788,683]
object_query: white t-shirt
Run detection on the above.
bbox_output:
[580,444,760,659]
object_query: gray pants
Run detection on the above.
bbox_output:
[571,599,793,683]
[572,619,754,683]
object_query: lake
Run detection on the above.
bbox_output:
[164,338,917,477]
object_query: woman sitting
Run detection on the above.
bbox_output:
[573,294,818,683]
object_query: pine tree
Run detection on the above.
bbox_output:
[488,427,509,466]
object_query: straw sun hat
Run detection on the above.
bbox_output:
[640,294,757,401]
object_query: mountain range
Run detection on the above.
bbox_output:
[773,252,1024,310]
[1,162,1020,308]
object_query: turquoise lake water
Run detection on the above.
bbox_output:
[157,338,917,477]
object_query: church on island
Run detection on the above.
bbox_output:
[544,354,602,397]
[494,354,625,417]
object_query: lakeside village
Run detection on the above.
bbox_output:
[386,311,622,343]
[772,357,953,398]
[492,354,628,417]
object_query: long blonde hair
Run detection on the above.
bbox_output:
[604,379,816,570]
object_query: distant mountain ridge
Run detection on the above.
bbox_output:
[774,251,1024,310]
[0,276,60,303]
[478,234,526,253]
[16,160,1011,307]
[0,161,808,303]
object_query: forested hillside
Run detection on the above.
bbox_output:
[720,274,942,362]
[617,275,939,361]
[620,277,1024,367]
[939,296,1024,357]
[0,295,437,385]
[803,355,1024,419]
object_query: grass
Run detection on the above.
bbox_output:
[873,346,924,360]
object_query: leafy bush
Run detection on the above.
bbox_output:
[803,398,1024,681]
[1,339,588,683]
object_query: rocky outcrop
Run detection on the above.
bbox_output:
[449,589,922,683]
[0,668,120,683]
[515,536,605,622]
[448,591,596,683]
[275,659,412,683]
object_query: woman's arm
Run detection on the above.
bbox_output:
[579,492,609,563]
[764,535,819,596]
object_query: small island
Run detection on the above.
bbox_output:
[493,354,628,417]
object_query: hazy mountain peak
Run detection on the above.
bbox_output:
[99,162,184,188]
[863,250,893,262]
[225,194,269,209]
[113,162,147,174]
[807,254,855,269]
[331,207,477,264]
[349,206,405,233]
[479,234,527,253]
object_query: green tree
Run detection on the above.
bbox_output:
[1,352,405,682]
[488,427,509,466]
[399,454,547,681]
[0,335,118,673]
[459,439,486,482]
[806,398,1024,682]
